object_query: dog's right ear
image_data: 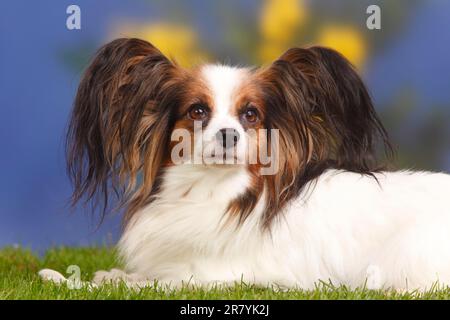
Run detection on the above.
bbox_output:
[67,38,181,219]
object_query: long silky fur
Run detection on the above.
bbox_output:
[229,47,393,227]
[67,38,184,222]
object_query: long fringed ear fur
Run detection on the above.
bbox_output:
[275,46,392,169]
[258,46,393,227]
[67,38,183,222]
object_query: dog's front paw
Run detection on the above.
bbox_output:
[93,268,151,288]
[93,268,131,284]
[38,268,67,284]
[38,268,97,290]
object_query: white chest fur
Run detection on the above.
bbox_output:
[118,168,450,290]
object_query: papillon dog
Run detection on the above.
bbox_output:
[39,38,450,291]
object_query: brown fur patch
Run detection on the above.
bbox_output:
[168,70,214,166]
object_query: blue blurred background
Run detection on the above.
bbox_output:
[1,0,449,250]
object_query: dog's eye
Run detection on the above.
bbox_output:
[240,107,259,124]
[187,104,209,121]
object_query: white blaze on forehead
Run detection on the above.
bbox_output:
[201,64,248,115]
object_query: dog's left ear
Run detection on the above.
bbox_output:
[256,46,393,227]
[267,46,392,173]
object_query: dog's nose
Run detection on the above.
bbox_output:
[216,128,240,149]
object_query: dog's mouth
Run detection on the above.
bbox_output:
[203,154,241,165]
[200,147,242,164]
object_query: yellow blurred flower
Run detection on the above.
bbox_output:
[116,23,207,67]
[259,42,289,64]
[260,0,307,43]
[258,0,307,64]
[316,25,367,68]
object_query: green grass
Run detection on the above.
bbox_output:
[2,246,450,299]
